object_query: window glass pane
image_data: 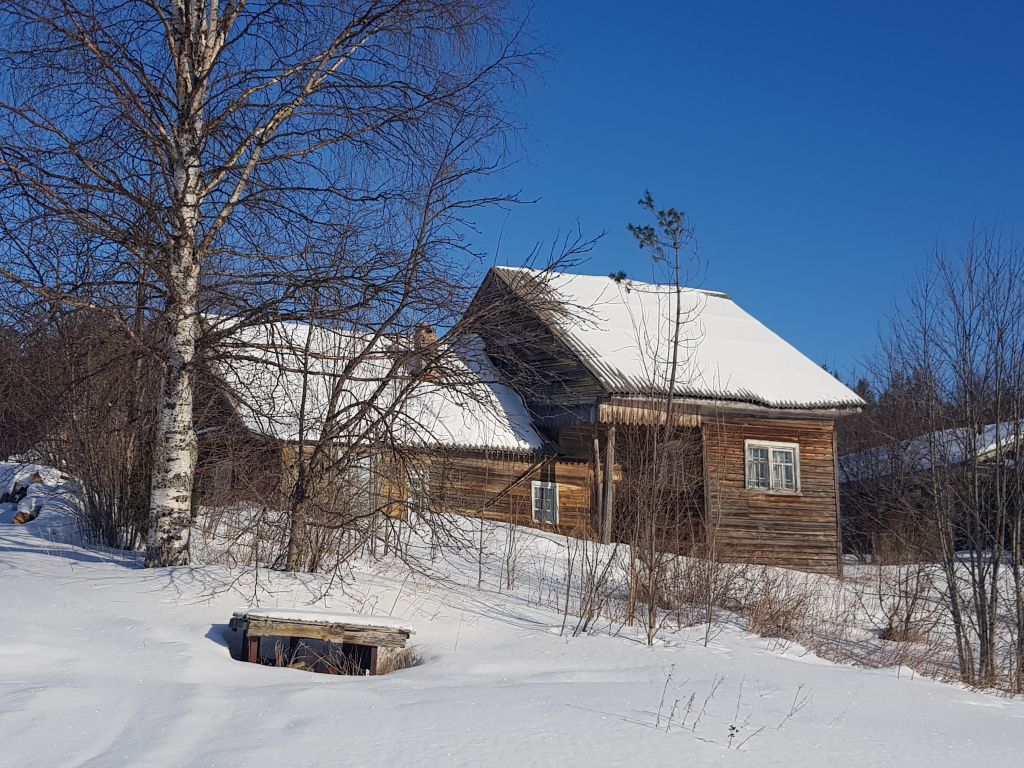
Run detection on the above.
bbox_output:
[770,448,796,490]
[783,464,795,489]
[747,447,769,489]
[771,448,794,465]
[532,483,558,524]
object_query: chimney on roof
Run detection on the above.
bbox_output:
[410,323,438,378]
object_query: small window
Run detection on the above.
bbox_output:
[531,481,559,525]
[745,441,799,492]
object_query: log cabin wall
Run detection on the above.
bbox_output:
[195,428,286,507]
[467,272,606,409]
[427,450,596,538]
[615,424,706,550]
[553,425,600,459]
[703,413,842,576]
[194,367,289,506]
[552,423,705,550]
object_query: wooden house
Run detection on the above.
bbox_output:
[839,422,1022,560]
[198,267,863,575]
[463,267,864,575]
[194,317,597,539]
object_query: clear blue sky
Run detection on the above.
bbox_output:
[474,1,1024,381]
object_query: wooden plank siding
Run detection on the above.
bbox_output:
[703,415,842,575]
[467,272,606,408]
[553,425,601,459]
[428,450,596,538]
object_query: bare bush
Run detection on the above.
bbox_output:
[742,570,814,639]
[0,310,158,548]
[376,646,422,675]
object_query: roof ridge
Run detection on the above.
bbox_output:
[489,265,863,411]
[491,265,730,300]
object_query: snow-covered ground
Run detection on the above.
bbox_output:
[2,489,1023,766]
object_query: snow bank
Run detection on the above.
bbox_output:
[0,460,85,544]
[2,502,1023,766]
[0,461,62,496]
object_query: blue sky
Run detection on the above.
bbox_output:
[473,1,1024,381]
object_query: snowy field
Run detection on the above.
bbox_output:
[2,478,1024,766]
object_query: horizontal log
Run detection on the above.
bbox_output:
[237,618,412,648]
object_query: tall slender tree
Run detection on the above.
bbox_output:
[0,1,533,565]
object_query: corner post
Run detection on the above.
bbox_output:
[832,425,844,579]
[245,632,260,664]
[602,425,616,544]
[592,428,604,539]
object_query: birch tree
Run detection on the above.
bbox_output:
[0,0,532,566]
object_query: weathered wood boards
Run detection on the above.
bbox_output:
[229,610,414,674]
[429,415,845,577]
[428,450,596,537]
[703,415,841,576]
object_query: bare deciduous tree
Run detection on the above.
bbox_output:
[0,0,534,565]
[846,230,1024,691]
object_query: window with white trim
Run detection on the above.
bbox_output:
[745,440,799,492]
[531,481,559,525]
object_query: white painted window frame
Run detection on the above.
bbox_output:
[531,480,560,525]
[744,439,801,494]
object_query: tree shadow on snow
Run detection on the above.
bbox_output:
[0,541,142,569]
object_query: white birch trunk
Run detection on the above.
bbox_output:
[145,302,199,566]
[145,1,209,567]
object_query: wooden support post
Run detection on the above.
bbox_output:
[592,429,604,539]
[246,632,260,664]
[602,425,616,544]
[832,427,844,580]
[368,645,379,675]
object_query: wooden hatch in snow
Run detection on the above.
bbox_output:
[229,609,414,675]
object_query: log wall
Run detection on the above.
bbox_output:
[467,272,606,406]
[196,430,285,505]
[703,415,841,575]
[428,450,596,538]
[196,404,845,577]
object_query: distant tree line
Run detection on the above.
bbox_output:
[837,230,1024,691]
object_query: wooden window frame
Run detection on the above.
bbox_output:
[744,439,801,494]
[531,480,560,525]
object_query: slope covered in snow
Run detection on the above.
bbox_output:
[2,506,1022,766]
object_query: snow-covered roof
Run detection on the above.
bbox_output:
[209,318,544,453]
[491,267,864,411]
[840,422,1023,483]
